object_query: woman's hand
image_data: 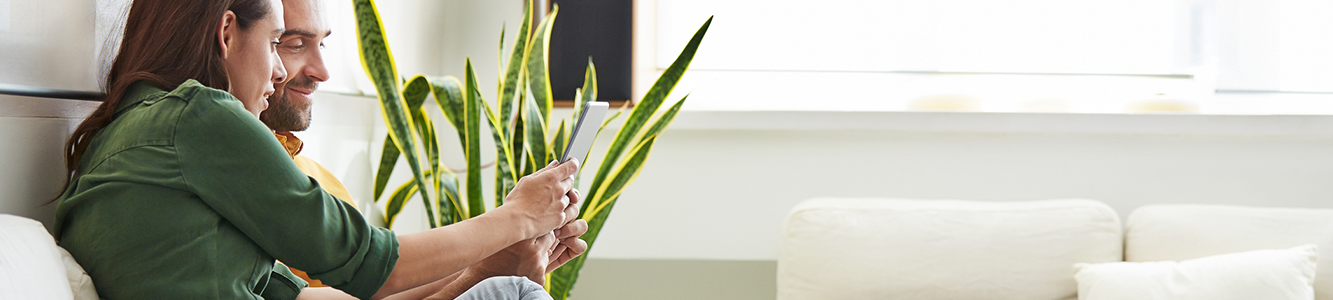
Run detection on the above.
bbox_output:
[501,159,581,238]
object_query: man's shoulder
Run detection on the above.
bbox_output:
[291,155,333,176]
[292,155,357,207]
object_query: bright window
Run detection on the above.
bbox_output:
[651,0,1333,114]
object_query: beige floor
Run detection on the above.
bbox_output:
[572,259,776,300]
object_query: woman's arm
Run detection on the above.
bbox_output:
[369,160,582,299]
[174,90,581,299]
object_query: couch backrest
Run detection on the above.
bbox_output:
[1126,204,1333,300]
[778,198,1122,300]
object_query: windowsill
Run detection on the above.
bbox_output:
[320,90,1333,137]
[662,110,1333,137]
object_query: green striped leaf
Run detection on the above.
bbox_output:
[353,0,434,227]
[526,5,558,122]
[570,60,599,186]
[498,0,533,141]
[637,97,686,152]
[383,178,418,227]
[435,169,464,225]
[581,97,683,216]
[586,16,710,213]
[577,58,597,114]
[428,75,464,128]
[587,136,657,218]
[600,101,629,129]
[552,136,659,300]
[548,191,618,300]
[432,77,467,144]
[497,25,505,84]
[372,134,398,202]
[403,75,441,227]
[513,94,531,176]
[425,76,469,225]
[481,98,517,204]
[522,89,550,168]
[380,170,462,228]
[463,60,486,218]
[552,120,568,161]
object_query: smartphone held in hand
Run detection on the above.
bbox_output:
[560,102,609,164]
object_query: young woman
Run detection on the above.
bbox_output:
[53,0,581,299]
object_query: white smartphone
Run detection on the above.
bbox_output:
[561,102,610,163]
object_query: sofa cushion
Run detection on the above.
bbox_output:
[59,247,99,300]
[779,198,1122,300]
[1125,204,1333,300]
[0,214,75,300]
[1074,244,1318,300]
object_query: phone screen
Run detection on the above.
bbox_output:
[561,102,610,163]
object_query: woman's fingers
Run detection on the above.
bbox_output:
[502,158,583,237]
[561,197,580,225]
[567,189,581,207]
[537,159,559,172]
[534,158,580,181]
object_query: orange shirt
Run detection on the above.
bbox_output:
[274,132,358,287]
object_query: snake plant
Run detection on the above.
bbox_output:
[351,0,710,298]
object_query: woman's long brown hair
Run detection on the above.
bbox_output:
[57,0,271,197]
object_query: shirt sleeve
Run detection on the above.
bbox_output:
[263,262,310,300]
[172,86,398,299]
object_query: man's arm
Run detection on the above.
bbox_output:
[423,270,494,300]
[295,272,461,300]
[381,272,462,300]
[297,219,588,300]
[422,218,590,300]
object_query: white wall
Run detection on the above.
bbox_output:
[593,113,1333,260]
[302,96,1333,261]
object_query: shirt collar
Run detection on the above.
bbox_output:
[117,81,167,112]
[273,131,304,158]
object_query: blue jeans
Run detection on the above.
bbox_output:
[454,276,553,300]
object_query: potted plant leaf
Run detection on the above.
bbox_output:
[350,0,711,298]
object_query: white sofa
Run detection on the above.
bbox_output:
[0,214,99,300]
[778,198,1333,300]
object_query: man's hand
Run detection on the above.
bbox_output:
[547,218,589,273]
[467,231,558,285]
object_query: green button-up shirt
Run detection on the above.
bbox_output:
[53,80,398,300]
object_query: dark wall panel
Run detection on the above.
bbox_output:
[549,0,632,101]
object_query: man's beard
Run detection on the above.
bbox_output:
[260,76,316,132]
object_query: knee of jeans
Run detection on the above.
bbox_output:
[480,276,524,286]
[484,276,548,296]
[482,276,541,289]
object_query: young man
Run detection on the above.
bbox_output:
[265,0,588,299]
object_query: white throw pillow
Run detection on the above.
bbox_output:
[1073,244,1319,300]
[57,247,99,300]
[1125,204,1333,299]
[0,214,74,300]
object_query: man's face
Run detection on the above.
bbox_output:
[261,0,330,132]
